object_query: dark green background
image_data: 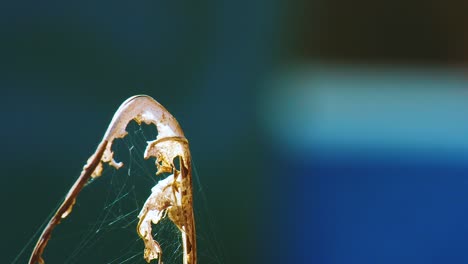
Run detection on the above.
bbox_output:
[2,1,277,263]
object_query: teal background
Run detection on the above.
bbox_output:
[2,1,277,263]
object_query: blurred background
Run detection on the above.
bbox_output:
[1,0,467,263]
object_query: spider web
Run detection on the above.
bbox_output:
[13,121,225,264]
